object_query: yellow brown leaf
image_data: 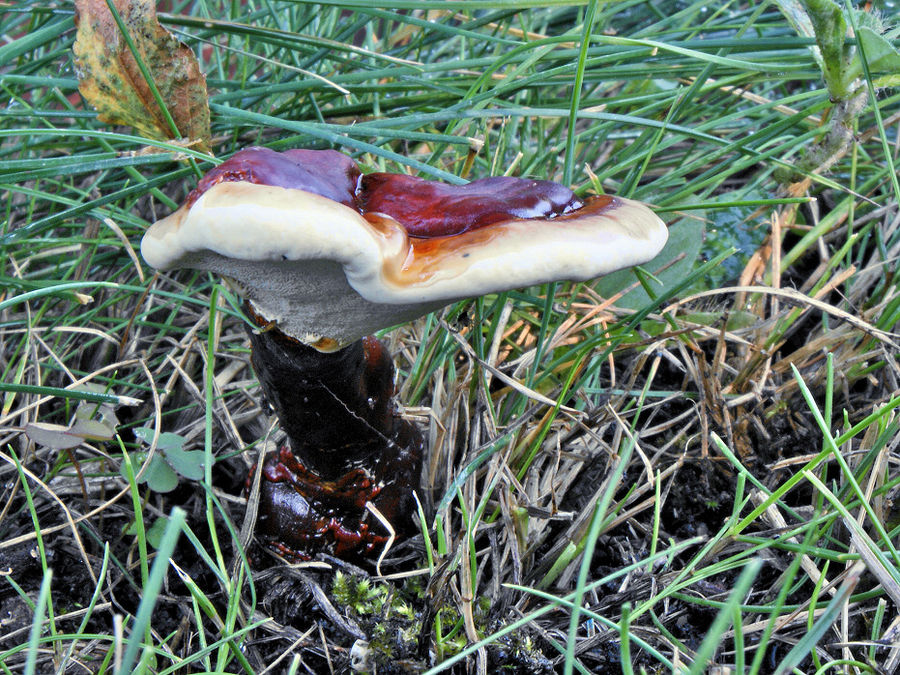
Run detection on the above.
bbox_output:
[73,0,210,150]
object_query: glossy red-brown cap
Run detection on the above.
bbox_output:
[141,148,668,351]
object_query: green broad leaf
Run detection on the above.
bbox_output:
[127,451,179,493]
[594,212,705,310]
[641,309,761,337]
[700,195,770,289]
[724,310,760,330]
[134,427,182,451]
[160,442,206,480]
[123,514,168,547]
[133,427,206,481]
[874,74,900,87]
[857,26,900,75]
[145,516,170,549]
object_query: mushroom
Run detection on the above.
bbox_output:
[141,147,668,560]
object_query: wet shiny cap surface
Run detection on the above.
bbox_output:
[186,147,361,209]
[141,148,669,350]
[186,146,583,238]
[360,173,583,237]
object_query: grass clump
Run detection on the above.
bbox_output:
[2,0,900,673]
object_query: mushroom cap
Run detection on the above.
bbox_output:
[141,150,668,351]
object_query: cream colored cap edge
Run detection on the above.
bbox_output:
[141,181,668,308]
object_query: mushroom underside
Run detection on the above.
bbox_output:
[142,181,669,348]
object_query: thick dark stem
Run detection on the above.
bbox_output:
[246,307,425,558]
[248,327,396,478]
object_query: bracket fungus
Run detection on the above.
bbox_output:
[141,146,668,560]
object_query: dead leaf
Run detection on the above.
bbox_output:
[24,399,119,450]
[73,0,210,151]
[25,422,88,450]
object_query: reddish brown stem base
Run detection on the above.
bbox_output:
[246,314,424,560]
